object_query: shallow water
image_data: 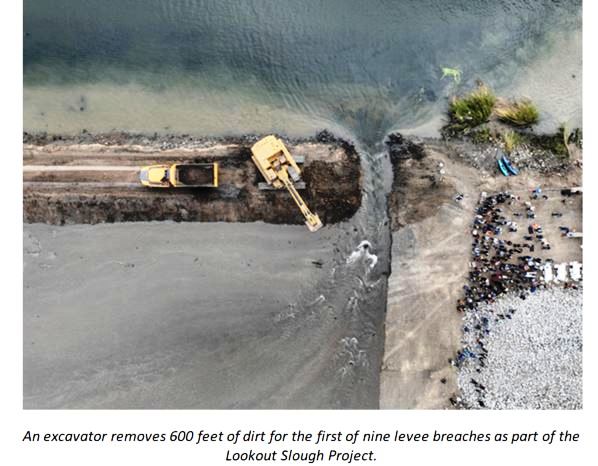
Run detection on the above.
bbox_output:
[24,0,582,143]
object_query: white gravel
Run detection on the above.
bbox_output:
[458,287,582,409]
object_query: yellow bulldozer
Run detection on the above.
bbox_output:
[251,135,323,232]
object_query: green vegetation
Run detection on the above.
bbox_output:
[496,99,539,127]
[448,85,497,129]
[561,124,571,158]
[442,84,546,143]
[470,127,493,144]
[559,124,583,149]
[570,128,583,148]
[502,130,523,154]
[526,129,568,157]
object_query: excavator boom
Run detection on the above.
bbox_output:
[278,170,323,232]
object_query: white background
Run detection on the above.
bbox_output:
[1,1,596,464]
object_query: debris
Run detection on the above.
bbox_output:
[441,66,462,83]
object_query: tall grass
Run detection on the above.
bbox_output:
[502,130,523,154]
[448,85,497,129]
[496,99,539,127]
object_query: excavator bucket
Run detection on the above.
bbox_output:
[306,215,323,232]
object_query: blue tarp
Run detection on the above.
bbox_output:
[501,155,519,175]
[497,158,510,176]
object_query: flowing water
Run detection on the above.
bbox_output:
[23,0,582,407]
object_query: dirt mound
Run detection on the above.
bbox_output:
[386,133,455,231]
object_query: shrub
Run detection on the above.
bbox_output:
[526,130,568,157]
[470,127,493,144]
[448,85,497,129]
[496,99,539,127]
[502,130,523,154]
[569,128,583,148]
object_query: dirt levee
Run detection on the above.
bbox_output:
[23,134,361,226]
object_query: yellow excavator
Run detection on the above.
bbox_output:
[251,135,323,232]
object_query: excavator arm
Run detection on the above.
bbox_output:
[278,169,323,232]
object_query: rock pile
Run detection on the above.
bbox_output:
[457,288,582,409]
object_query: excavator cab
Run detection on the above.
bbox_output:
[251,135,323,232]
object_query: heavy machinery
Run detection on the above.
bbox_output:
[139,163,218,188]
[251,135,323,232]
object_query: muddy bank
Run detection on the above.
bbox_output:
[386,134,455,231]
[23,131,361,226]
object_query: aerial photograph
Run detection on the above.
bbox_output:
[23,0,582,409]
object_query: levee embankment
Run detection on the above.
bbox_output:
[23,133,361,226]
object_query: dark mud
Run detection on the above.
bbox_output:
[386,133,455,231]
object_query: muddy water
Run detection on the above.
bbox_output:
[23,0,582,407]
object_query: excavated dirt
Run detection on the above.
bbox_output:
[386,134,456,231]
[176,165,215,186]
[23,133,361,226]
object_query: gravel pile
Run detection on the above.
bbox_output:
[458,287,582,409]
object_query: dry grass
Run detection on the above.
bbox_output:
[502,130,523,154]
[496,99,539,127]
